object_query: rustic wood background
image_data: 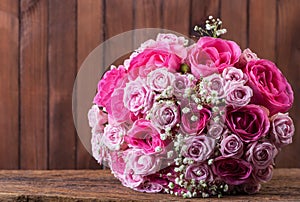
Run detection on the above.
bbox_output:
[0,0,299,169]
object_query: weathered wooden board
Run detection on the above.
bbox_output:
[0,169,299,201]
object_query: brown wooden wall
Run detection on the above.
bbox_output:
[0,0,299,169]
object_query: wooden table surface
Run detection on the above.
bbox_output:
[0,169,299,201]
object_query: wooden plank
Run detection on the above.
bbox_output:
[76,0,103,169]
[0,0,19,169]
[20,0,48,169]
[0,169,299,201]
[190,0,220,33]
[133,0,162,48]
[275,0,300,168]
[162,0,190,36]
[48,0,76,169]
[220,0,247,49]
[249,0,276,61]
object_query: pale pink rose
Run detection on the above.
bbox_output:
[102,125,126,151]
[126,149,162,176]
[150,101,179,130]
[128,49,182,80]
[202,73,225,98]
[220,134,244,158]
[134,178,164,193]
[225,84,253,108]
[246,141,278,169]
[244,59,294,115]
[181,135,216,162]
[253,165,273,183]
[106,88,132,125]
[88,105,108,132]
[207,123,224,139]
[147,68,175,92]
[180,102,211,135]
[123,168,144,188]
[185,162,214,182]
[125,119,165,154]
[172,73,195,98]
[91,132,108,165]
[93,65,126,108]
[236,48,259,68]
[187,44,218,78]
[222,66,248,85]
[123,77,154,115]
[189,36,241,77]
[270,113,295,148]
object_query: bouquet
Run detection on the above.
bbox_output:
[88,17,294,198]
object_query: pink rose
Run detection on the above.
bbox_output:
[189,37,241,78]
[147,68,175,92]
[93,66,126,107]
[226,105,270,142]
[236,48,259,68]
[220,134,244,158]
[150,101,179,131]
[126,149,162,176]
[244,59,294,115]
[172,73,195,98]
[207,123,224,139]
[252,165,273,183]
[222,66,248,85]
[125,119,165,154]
[246,141,278,169]
[202,73,225,98]
[225,84,253,108]
[213,157,253,185]
[88,105,108,133]
[106,88,132,125]
[123,77,154,115]
[181,102,211,135]
[185,162,214,182]
[102,124,126,151]
[128,49,182,80]
[270,113,295,148]
[181,135,215,162]
[134,176,165,193]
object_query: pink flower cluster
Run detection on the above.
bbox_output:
[88,33,294,198]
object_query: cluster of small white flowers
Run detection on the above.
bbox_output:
[194,16,227,38]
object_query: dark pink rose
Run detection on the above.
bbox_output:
[226,105,270,142]
[220,134,244,158]
[246,141,277,169]
[187,36,242,78]
[128,49,182,80]
[270,112,295,148]
[244,59,293,115]
[181,135,215,162]
[125,119,165,154]
[93,66,126,107]
[213,157,253,185]
[181,102,211,135]
[185,162,214,182]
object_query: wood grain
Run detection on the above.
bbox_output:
[48,0,76,169]
[20,0,48,169]
[220,0,248,49]
[0,0,19,169]
[76,0,103,169]
[162,0,190,36]
[275,0,300,168]
[249,0,276,61]
[0,169,299,201]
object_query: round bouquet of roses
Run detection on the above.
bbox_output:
[88,18,294,198]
